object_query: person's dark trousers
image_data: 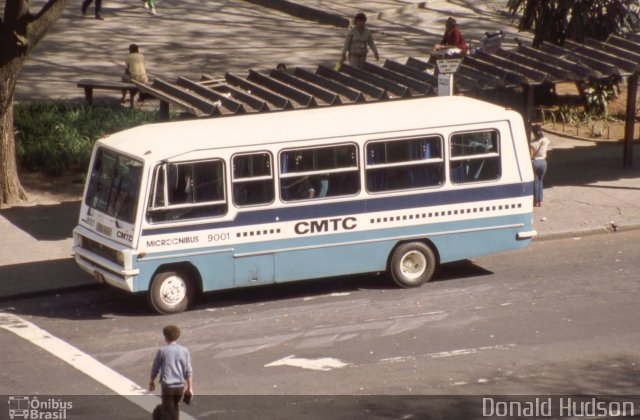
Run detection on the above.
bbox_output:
[81,0,103,18]
[161,386,184,420]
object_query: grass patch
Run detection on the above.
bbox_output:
[14,101,158,176]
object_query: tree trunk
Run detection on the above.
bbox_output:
[0,66,28,206]
[0,0,71,206]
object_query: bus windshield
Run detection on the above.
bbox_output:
[85,147,143,225]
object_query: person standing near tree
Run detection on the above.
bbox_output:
[149,325,193,420]
[340,12,379,69]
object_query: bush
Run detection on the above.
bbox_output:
[14,101,158,176]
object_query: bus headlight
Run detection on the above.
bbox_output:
[116,251,125,265]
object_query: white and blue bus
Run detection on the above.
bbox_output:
[73,96,536,314]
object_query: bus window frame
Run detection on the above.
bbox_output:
[146,158,228,223]
[231,150,276,208]
[278,142,361,202]
[449,129,502,185]
[364,134,445,194]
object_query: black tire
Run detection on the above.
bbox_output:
[389,242,437,288]
[148,270,194,314]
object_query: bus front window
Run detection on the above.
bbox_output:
[85,147,143,225]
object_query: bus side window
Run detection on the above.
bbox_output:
[279,144,360,201]
[147,159,227,222]
[232,152,274,207]
[449,130,501,184]
[365,136,444,193]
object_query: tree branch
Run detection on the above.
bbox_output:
[27,0,71,48]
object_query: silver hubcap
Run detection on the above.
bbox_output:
[400,250,427,280]
[159,275,186,306]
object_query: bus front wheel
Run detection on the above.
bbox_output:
[148,270,194,314]
[389,242,436,288]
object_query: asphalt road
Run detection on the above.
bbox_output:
[1,230,639,419]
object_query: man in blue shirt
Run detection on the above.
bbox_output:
[149,325,193,419]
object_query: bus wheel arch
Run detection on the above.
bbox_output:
[388,240,439,288]
[148,263,201,314]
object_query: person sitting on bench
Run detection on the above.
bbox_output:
[434,17,468,56]
[121,44,149,103]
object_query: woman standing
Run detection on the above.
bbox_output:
[530,125,550,207]
[341,13,379,69]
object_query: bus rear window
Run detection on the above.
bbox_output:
[147,159,227,222]
[450,130,501,184]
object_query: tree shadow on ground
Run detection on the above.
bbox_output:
[544,141,640,188]
[0,258,88,299]
[0,201,80,241]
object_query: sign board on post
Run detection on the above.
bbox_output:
[438,74,453,96]
[436,58,461,96]
[436,58,462,74]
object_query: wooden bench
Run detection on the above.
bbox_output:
[77,79,139,107]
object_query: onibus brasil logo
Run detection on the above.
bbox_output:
[8,396,72,419]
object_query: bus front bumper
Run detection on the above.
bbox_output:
[73,246,138,292]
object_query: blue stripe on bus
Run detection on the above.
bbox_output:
[133,212,533,292]
[141,182,532,237]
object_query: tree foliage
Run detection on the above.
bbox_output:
[0,0,70,205]
[507,0,640,47]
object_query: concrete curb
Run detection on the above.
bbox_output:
[242,0,349,27]
[534,222,640,241]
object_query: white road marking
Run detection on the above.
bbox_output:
[303,292,351,302]
[379,344,516,364]
[265,355,350,371]
[212,333,300,359]
[0,312,195,420]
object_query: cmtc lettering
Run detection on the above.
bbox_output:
[295,217,357,235]
[117,231,133,242]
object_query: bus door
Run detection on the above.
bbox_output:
[231,152,277,286]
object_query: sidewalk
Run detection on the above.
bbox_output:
[15,0,526,101]
[2,0,639,299]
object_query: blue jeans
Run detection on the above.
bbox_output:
[532,159,547,204]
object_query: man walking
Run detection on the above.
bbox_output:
[149,325,193,419]
[81,0,104,20]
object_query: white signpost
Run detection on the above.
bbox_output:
[436,58,462,96]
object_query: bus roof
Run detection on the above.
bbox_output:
[99,96,518,162]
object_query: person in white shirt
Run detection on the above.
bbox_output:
[530,125,550,207]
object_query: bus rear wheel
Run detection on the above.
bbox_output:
[389,242,436,288]
[148,270,194,314]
